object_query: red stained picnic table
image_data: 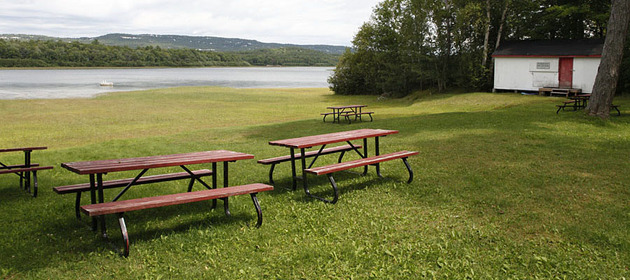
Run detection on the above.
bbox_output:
[61,150,254,236]
[268,129,399,201]
[0,146,52,197]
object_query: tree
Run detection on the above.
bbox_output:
[328,0,625,96]
[586,0,630,119]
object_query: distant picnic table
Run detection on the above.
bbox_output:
[0,146,53,197]
[556,94,620,115]
[322,105,373,124]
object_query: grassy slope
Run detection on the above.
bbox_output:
[0,88,628,279]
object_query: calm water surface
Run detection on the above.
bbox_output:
[0,67,333,99]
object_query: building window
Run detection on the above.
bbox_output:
[536,62,551,70]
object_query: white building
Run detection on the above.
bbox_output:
[492,39,603,94]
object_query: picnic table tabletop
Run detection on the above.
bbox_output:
[574,94,591,98]
[61,150,254,175]
[0,146,47,153]
[269,129,398,149]
[326,105,367,109]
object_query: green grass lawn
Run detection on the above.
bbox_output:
[1,87,629,279]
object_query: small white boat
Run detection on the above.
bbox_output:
[99,81,114,86]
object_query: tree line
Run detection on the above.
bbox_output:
[0,39,340,67]
[329,0,628,96]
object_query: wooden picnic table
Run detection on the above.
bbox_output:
[322,105,373,123]
[268,129,416,203]
[61,150,254,237]
[0,146,53,197]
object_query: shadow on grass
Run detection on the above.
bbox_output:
[2,198,260,271]
[240,100,630,248]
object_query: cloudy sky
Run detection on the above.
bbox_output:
[1,0,382,46]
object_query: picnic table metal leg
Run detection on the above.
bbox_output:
[326,175,339,204]
[250,193,263,227]
[223,161,230,216]
[305,173,339,204]
[117,213,130,257]
[300,148,309,195]
[75,192,82,219]
[211,162,217,209]
[97,173,108,238]
[402,157,414,183]
[32,170,38,197]
[24,150,31,194]
[375,137,382,178]
[290,148,297,191]
[89,174,97,231]
[268,164,276,184]
[362,138,368,175]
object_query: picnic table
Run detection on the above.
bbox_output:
[59,150,272,257]
[266,129,417,203]
[322,105,373,124]
[556,94,620,115]
[0,146,53,197]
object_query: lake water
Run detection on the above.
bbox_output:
[0,67,333,100]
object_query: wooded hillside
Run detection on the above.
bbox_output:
[0,39,341,67]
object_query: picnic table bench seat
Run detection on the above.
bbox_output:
[340,111,374,123]
[556,101,621,116]
[556,100,578,113]
[257,144,361,184]
[321,112,335,122]
[81,183,273,257]
[0,165,52,175]
[0,165,53,197]
[304,150,418,204]
[54,169,214,219]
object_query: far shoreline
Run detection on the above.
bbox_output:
[0,65,335,70]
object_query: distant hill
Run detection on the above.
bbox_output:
[0,33,348,54]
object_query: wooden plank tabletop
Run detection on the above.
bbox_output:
[0,146,47,153]
[269,129,398,149]
[61,150,254,175]
[326,105,367,109]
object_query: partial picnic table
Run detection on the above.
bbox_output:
[556,94,620,115]
[268,129,417,203]
[322,105,373,124]
[0,146,53,197]
[570,94,591,108]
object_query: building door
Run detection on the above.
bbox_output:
[559,57,573,88]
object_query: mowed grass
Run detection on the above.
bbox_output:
[0,87,629,279]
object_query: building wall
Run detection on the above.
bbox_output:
[493,57,601,93]
[572,57,600,93]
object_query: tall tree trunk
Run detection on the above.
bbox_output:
[587,0,630,119]
[490,0,509,90]
[482,0,491,67]
[494,0,509,52]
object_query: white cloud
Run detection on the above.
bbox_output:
[0,0,381,46]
